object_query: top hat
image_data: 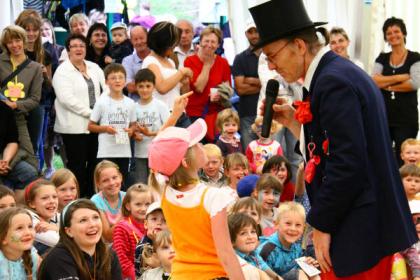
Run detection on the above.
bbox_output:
[249,0,327,49]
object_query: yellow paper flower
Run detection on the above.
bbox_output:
[4,81,25,101]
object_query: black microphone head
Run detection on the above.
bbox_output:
[266,79,279,98]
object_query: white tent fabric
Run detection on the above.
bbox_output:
[0,0,23,31]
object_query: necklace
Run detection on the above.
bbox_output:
[390,49,407,67]
[87,253,96,280]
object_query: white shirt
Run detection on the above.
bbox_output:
[90,94,137,158]
[299,47,330,161]
[174,45,195,68]
[53,59,106,134]
[134,98,170,158]
[29,211,60,247]
[142,55,180,110]
[163,183,237,218]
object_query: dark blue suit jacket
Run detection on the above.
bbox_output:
[303,51,417,277]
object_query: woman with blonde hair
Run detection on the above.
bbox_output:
[0,25,43,172]
[329,27,364,69]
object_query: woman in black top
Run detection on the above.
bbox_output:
[86,23,111,70]
[372,17,420,165]
[38,199,122,280]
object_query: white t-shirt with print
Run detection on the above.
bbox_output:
[90,94,137,158]
[134,98,170,158]
[141,55,180,110]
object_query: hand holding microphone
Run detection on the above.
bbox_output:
[261,79,300,138]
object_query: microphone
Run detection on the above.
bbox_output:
[261,79,279,138]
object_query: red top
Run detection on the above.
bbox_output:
[184,54,231,117]
[280,181,295,202]
[113,217,145,280]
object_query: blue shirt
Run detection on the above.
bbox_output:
[235,249,270,271]
[91,191,126,226]
[0,247,38,280]
[231,48,260,117]
[256,232,302,276]
[122,51,143,85]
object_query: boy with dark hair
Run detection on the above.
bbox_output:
[132,68,170,183]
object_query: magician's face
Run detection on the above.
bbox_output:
[262,39,306,83]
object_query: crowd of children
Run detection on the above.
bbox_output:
[0,6,419,280]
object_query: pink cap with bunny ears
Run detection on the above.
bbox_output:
[148,119,207,176]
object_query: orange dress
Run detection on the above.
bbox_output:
[161,187,227,280]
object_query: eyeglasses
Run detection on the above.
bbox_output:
[108,75,125,81]
[265,41,290,64]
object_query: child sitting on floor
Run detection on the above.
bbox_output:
[257,202,320,280]
[140,230,175,280]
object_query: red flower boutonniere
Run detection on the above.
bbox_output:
[293,100,313,124]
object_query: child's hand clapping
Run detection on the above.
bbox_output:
[35,221,59,233]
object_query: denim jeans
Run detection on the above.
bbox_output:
[1,160,38,190]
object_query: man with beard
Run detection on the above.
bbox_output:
[232,20,262,149]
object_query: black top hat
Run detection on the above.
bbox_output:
[249,0,327,49]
